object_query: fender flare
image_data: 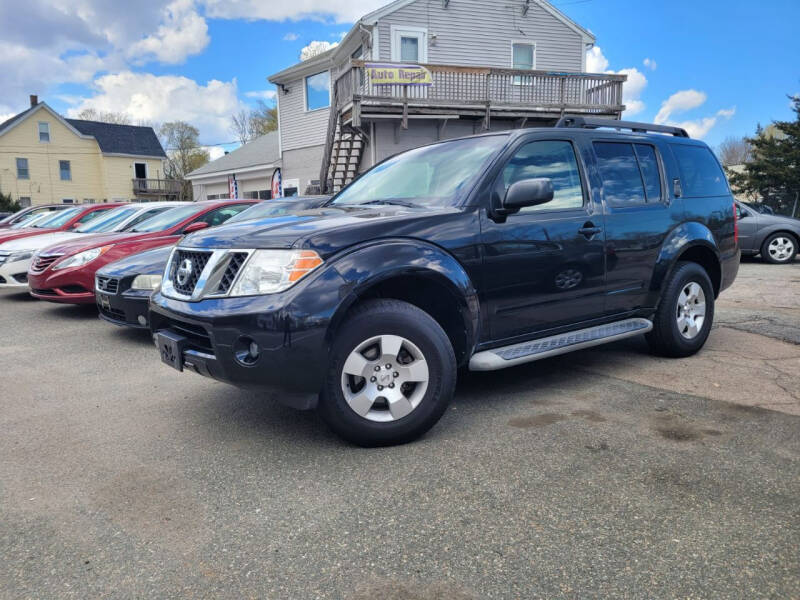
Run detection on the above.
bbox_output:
[649,221,721,303]
[325,238,481,356]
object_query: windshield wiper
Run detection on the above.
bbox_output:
[360,199,419,209]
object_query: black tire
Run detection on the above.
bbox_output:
[318,299,457,447]
[760,232,798,264]
[646,261,715,358]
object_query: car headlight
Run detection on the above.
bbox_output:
[7,250,34,263]
[52,245,112,271]
[229,250,323,296]
[131,274,163,291]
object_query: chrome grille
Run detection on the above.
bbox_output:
[96,275,120,294]
[216,252,248,294]
[169,249,212,296]
[31,254,62,272]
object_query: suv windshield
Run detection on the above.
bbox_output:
[31,207,81,228]
[130,205,201,233]
[76,206,140,233]
[332,135,508,208]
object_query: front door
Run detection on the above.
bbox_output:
[735,202,758,253]
[480,139,606,342]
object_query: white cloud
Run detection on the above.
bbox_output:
[654,89,707,124]
[205,146,226,160]
[643,58,657,71]
[585,47,647,117]
[245,89,277,101]
[66,71,245,141]
[201,0,387,23]
[300,40,338,61]
[128,0,209,64]
[586,46,608,73]
[654,89,734,138]
[283,32,299,41]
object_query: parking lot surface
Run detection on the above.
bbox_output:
[1,259,798,599]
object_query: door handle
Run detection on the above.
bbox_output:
[578,223,602,238]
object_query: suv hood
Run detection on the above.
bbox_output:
[0,231,82,252]
[98,244,174,278]
[181,205,462,257]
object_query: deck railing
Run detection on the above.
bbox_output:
[335,60,626,115]
[132,178,182,195]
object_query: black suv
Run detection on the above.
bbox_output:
[149,118,739,446]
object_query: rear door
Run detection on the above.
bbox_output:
[587,138,682,314]
[480,136,607,341]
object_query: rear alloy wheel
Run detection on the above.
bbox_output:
[319,299,456,446]
[761,233,797,264]
[646,261,715,358]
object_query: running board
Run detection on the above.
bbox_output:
[469,318,653,371]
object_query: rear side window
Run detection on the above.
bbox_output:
[671,144,729,197]
[594,142,664,207]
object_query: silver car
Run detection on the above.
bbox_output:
[736,202,800,264]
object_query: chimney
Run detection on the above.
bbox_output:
[30,95,38,107]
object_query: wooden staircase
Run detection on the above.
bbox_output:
[320,86,365,194]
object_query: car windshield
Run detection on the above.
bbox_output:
[30,207,81,228]
[76,206,139,233]
[129,205,201,232]
[10,213,50,229]
[332,135,509,208]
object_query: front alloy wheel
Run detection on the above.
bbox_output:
[319,299,456,447]
[341,334,429,422]
[763,234,797,264]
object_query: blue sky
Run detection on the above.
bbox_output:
[2,0,798,156]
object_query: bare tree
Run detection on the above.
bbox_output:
[76,108,131,125]
[301,40,337,61]
[717,136,753,166]
[230,109,253,145]
[159,121,210,201]
[250,100,278,136]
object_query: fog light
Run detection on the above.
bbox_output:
[233,336,260,366]
[137,315,147,326]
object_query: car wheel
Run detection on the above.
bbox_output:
[319,299,456,446]
[646,261,715,358]
[761,233,797,264]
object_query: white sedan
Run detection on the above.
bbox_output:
[0,202,187,289]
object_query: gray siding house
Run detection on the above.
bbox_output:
[269,0,626,195]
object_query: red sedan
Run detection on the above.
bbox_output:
[0,203,122,245]
[28,200,256,304]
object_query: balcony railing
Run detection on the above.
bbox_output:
[132,178,182,196]
[335,60,626,117]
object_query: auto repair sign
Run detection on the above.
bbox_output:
[367,63,433,86]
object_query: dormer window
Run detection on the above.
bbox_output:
[38,122,50,142]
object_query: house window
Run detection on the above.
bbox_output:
[391,27,427,63]
[19,197,31,208]
[60,160,71,181]
[62,198,75,204]
[305,71,331,111]
[38,122,50,142]
[16,157,29,179]
[134,162,147,179]
[512,42,535,84]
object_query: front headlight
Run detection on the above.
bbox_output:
[52,245,112,271]
[229,250,323,296]
[7,250,34,263]
[131,274,163,291]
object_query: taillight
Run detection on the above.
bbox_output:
[733,201,739,245]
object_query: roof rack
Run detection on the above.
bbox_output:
[555,116,690,138]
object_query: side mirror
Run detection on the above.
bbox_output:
[183,221,209,235]
[71,222,82,229]
[503,178,554,212]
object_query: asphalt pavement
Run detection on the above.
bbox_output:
[1,258,798,599]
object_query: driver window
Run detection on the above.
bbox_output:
[501,141,584,212]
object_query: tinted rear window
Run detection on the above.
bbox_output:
[671,144,729,197]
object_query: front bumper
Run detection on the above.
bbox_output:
[28,265,97,304]
[149,267,347,410]
[0,258,32,288]
[97,288,151,328]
